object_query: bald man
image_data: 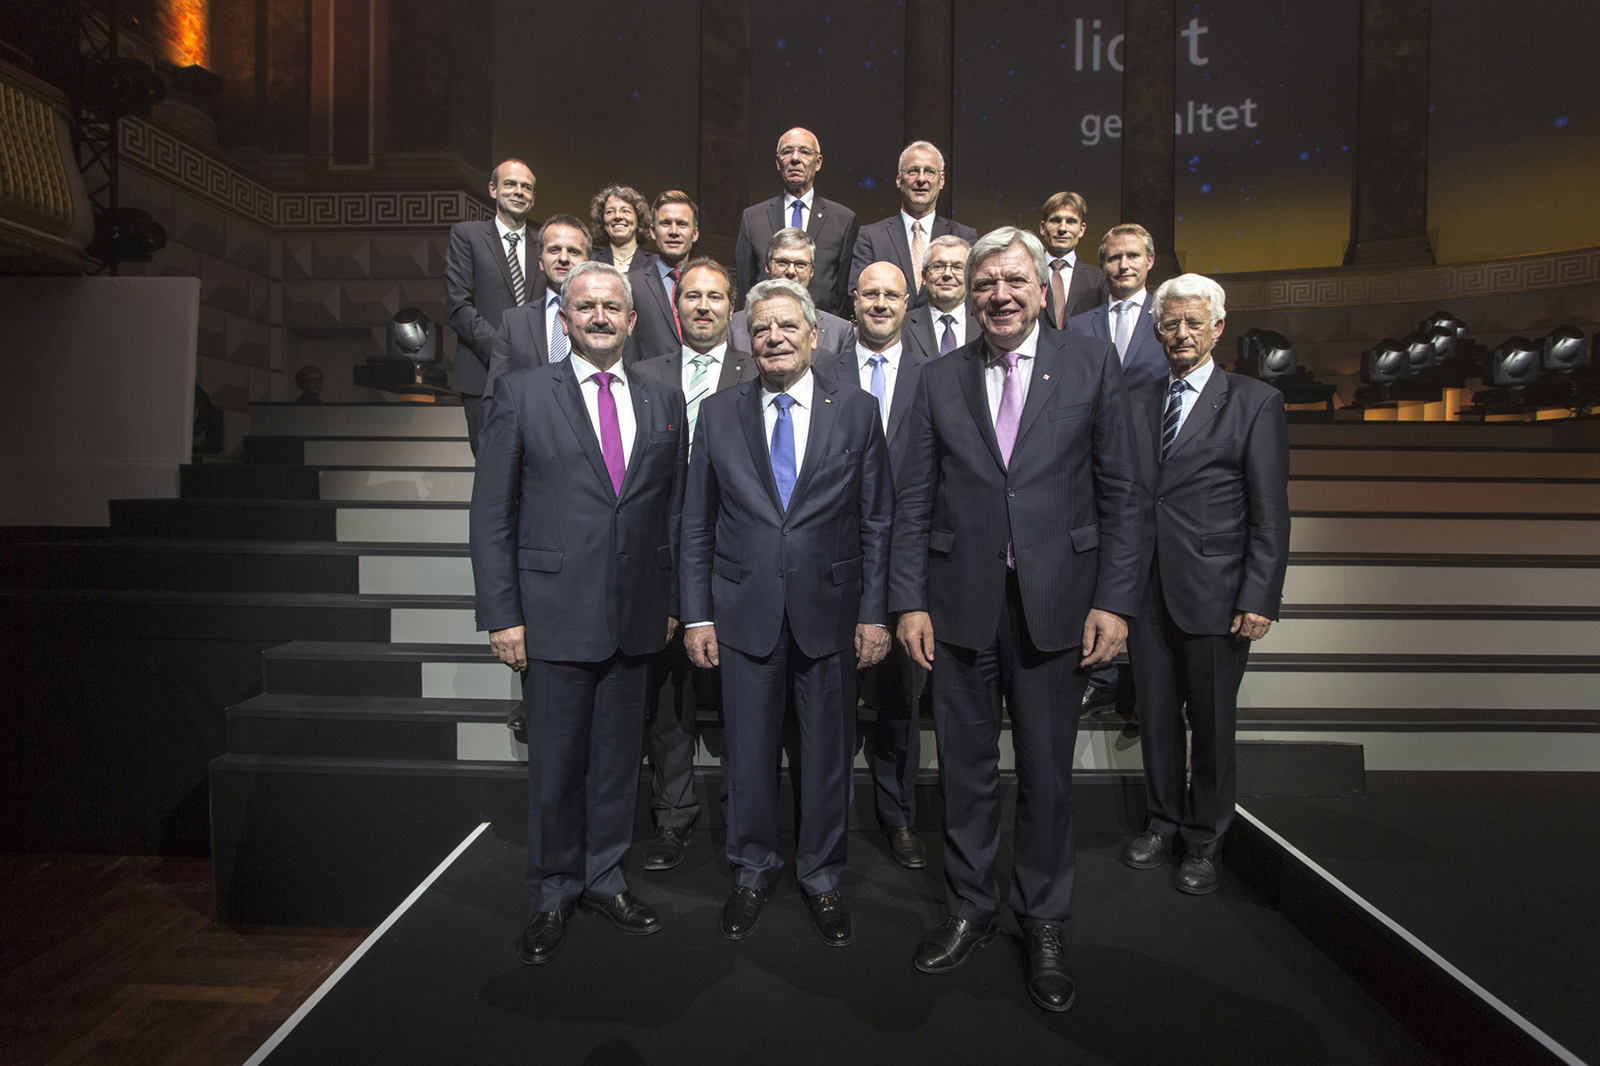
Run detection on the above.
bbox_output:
[734,127,859,316]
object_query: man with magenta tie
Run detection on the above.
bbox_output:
[471,260,688,965]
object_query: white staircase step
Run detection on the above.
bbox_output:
[360,554,474,595]
[391,607,482,644]
[1290,516,1600,555]
[1239,665,1600,711]
[306,439,475,467]
[1283,563,1600,607]
[1289,480,1600,514]
[1290,449,1600,479]
[337,507,468,543]
[1256,616,1600,657]
[250,403,467,438]
[320,470,474,502]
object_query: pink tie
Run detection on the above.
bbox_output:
[994,353,1024,568]
[594,372,626,495]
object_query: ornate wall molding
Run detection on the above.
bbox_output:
[1223,246,1600,312]
[119,118,491,232]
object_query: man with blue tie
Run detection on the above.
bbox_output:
[471,261,688,965]
[681,278,894,947]
[901,236,975,360]
[734,128,860,315]
[1069,223,1170,715]
[1121,274,1290,895]
[816,262,933,868]
[481,216,591,411]
[632,258,757,870]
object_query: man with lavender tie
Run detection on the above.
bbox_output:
[889,227,1142,1011]
[471,260,688,966]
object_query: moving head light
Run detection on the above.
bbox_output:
[1542,326,1589,372]
[1361,340,1410,385]
[1485,337,1542,386]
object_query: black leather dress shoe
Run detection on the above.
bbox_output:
[1176,854,1219,895]
[1080,684,1117,718]
[1025,924,1075,1012]
[721,886,767,940]
[643,825,692,871]
[886,826,927,869]
[518,906,573,964]
[1122,830,1172,870]
[577,891,662,935]
[913,916,999,973]
[805,890,852,946]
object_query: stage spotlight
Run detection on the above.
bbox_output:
[88,207,167,263]
[1401,332,1436,372]
[1421,311,1468,339]
[1360,339,1410,384]
[1485,337,1542,386]
[82,56,167,121]
[1235,328,1297,379]
[1541,326,1589,372]
[385,307,441,364]
[1423,326,1458,365]
[1236,327,1265,367]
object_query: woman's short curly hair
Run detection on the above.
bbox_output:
[589,184,652,246]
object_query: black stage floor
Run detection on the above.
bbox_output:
[252,823,1433,1066]
[1240,771,1597,1066]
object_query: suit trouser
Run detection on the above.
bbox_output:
[1126,562,1250,857]
[644,631,722,829]
[463,394,485,455]
[720,615,856,895]
[865,643,923,829]
[932,570,1085,930]
[523,652,649,911]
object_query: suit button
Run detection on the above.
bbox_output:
[782,529,790,536]
[1006,489,1015,497]
[616,505,624,514]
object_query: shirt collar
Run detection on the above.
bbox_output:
[495,217,526,240]
[856,340,903,370]
[575,354,629,386]
[764,368,814,408]
[901,209,935,232]
[1112,288,1148,313]
[1170,355,1216,393]
[986,320,1041,366]
[784,189,816,212]
[682,341,728,365]
[546,287,561,309]
[934,303,966,326]
[1050,249,1077,271]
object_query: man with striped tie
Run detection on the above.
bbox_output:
[632,258,756,870]
[902,235,975,360]
[480,215,591,417]
[1121,274,1290,896]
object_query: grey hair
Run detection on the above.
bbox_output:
[898,140,946,173]
[922,234,971,275]
[560,260,634,315]
[967,227,1049,287]
[745,277,817,333]
[1152,273,1227,323]
[765,226,816,263]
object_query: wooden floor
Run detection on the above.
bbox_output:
[0,854,364,1066]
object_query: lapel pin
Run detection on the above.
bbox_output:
[824,398,832,403]
[1044,374,1050,380]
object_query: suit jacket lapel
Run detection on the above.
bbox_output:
[888,351,928,443]
[1012,335,1064,452]
[553,361,616,496]
[739,382,786,516]
[1088,303,1111,343]
[907,308,937,358]
[806,197,827,240]
[718,348,753,390]
[789,372,839,508]
[958,343,1006,471]
[886,218,914,282]
[766,196,786,235]
[1141,384,1165,491]
[618,373,655,498]
[1168,366,1229,460]
[532,292,551,363]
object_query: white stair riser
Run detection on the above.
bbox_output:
[337,508,469,543]
[1291,450,1600,479]
[1252,618,1600,656]
[320,470,475,502]
[1290,481,1600,514]
[360,555,473,595]
[391,608,483,644]
[1283,565,1600,607]
[251,405,467,438]
[1240,671,1600,710]
[306,440,475,467]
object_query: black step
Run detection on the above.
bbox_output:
[228,694,514,759]
[262,641,495,697]
[181,462,321,499]
[242,436,305,465]
[1,540,360,593]
[111,497,338,540]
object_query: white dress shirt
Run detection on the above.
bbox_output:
[495,216,528,280]
[854,341,902,431]
[783,188,816,231]
[1167,355,1217,440]
[762,368,814,467]
[984,320,1042,423]
[573,354,637,471]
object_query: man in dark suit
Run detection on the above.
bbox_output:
[890,227,1142,1012]
[1068,222,1170,714]
[734,128,859,315]
[480,216,591,413]
[445,158,538,452]
[1038,191,1108,330]
[471,261,688,964]
[902,235,975,359]
[1121,274,1290,895]
[730,229,854,359]
[623,190,701,368]
[682,278,893,947]
[632,257,756,871]
[849,142,978,310]
[815,262,932,869]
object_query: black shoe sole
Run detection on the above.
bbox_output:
[913,927,998,973]
[1028,983,1076,1012]
[643,852,684,872]
[1175,877,1219,895]
[890,851,927,870]
[1123,852,1168,870]
[576,897,662,935]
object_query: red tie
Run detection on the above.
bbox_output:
[668,268,682,342]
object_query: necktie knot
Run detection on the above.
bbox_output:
[668,268,680,283]
[506,232,519,250]
[774,392,796,412]
[867,354,886,368]
[1001,352,1022,373]
[1170,377,1188,397]
[1051,258,1066,272]
[940,314,954,326]
[594,371,615,389]
[690,352,714,370]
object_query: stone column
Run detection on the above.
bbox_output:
[1120,0,1180,282]
[696,0,750,265]
[904,0,955,217]
[1345,0,1433,266]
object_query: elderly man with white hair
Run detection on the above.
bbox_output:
[1119,273,1291,895]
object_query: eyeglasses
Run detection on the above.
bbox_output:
[924,263,964,277]
[778,146,819,160]
[768,257,813,271]
[858,290,905,303]
[1155,317,1213,337]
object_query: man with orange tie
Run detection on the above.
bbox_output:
[849,142,977,311]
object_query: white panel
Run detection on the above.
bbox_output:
[320,469,474,502]
[1284,565,1600,607]
[359,554,474,594]
[391,608,483,644]
[249,403,466,438]
[1290,450,1600,479]
[337,507,469,543]
[1290,517,1600,556]
[420,661,520,699]
[1238,670,1600,710]
[457,722,527,761]
[305,439,475,467]
[1290,480,1600,514]
[1254,618,1600,656]
[1235,730,1600,772]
